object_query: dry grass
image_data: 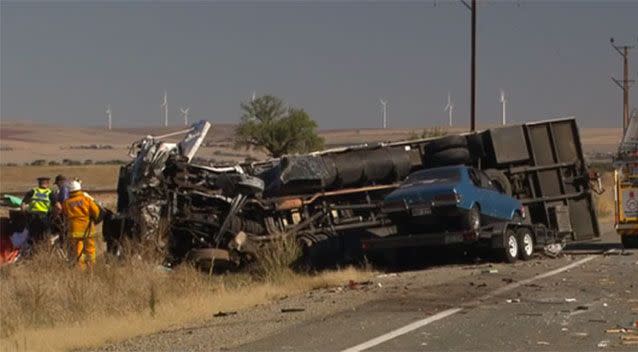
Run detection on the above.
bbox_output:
[0,165,120,193]
[0,244,370,352]
[594,171,615,221]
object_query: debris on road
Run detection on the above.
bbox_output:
[517,312,543,317]
[597,340,610,348]
[347,280,372,290]
[505,298,521,303]
[482,269,499,274]
[375,273,398,279]
[281,308,305,313]
[565,298,577,303]
[536,341,550,345]
[213,311,237,317]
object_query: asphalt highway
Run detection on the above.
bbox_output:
[96,224,638,352]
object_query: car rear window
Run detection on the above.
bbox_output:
[403,168,461,185]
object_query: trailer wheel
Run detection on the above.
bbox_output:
[502,230,519,263]
[427,135,468,154]
[517,228,534,260]
[484,169,512,196]
[621,234,638,249]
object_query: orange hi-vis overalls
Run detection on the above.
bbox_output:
[62,191,101,269]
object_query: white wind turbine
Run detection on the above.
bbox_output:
[106,105,112,130]
[499,89,507,126]
[444,93,454,127]
[251,91,256,102]
[179,107,190,126]
[379,99,388,129]
[161,91,168,127]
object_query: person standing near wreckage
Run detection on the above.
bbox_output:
[62,180,103,270]
[21,176,56,242]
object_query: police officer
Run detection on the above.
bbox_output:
[21,177,55,242]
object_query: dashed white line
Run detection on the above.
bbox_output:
[340,255,598,352]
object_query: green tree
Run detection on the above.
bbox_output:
[235,95,324,157]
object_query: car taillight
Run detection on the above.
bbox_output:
[433,193,459,202]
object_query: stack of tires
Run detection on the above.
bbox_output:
[424,135,472,167]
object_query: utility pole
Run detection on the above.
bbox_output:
[461,0,477,131]
[610,38,634,132]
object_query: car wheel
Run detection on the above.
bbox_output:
[464,206,481,232]
[517,228,534,260]
[501,229,519,263]
[621,234,638,249]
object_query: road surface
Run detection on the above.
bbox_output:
[96,224,638,351]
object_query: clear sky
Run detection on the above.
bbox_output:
[1,1,636,129]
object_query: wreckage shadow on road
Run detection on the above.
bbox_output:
[361,246,497,273]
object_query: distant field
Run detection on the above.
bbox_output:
[0,165,120,193]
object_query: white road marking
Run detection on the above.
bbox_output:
[340,255,598,352]
[340,308,462,352]
[478,255,598,301]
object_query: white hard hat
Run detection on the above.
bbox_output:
[68,180,82,192]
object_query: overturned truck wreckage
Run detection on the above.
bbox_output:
[105,117,601,268]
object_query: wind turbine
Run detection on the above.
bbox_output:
[444,93,454,127]
[251,91,256,102]
[161,91,168,127]
[106,105,112,130]
[499,89,507,126]
[379,99,388,129]
[179,107,190,126]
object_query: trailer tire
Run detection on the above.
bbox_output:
[621,234,638,249]
[484,169,512,196]
[428,135,468,154]
[501,230,519,263]
[429,147,471,166]
[517,227,534,260]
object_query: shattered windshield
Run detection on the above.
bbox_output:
[403,168,461,186]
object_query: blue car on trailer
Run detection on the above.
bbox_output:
[374,165,534,262]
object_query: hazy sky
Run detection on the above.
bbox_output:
[1,1,637,129]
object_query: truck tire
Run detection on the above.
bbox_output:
[428,135,468,154]
[463,206,481,232]
[517,227,534,260]
[621,234,638,249]
[484,169,512,196]
[501,229,519,263]
[429,147,471,167]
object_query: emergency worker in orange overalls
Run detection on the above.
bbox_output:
[62,180,102,269]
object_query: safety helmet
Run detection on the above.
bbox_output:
[68,180,82,192]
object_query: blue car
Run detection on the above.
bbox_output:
[382,165,524,232]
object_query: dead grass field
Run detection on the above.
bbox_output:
[594,171,615,221]
[0,242,370,352]
[0,165,120,193]
[0,121,622,166]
